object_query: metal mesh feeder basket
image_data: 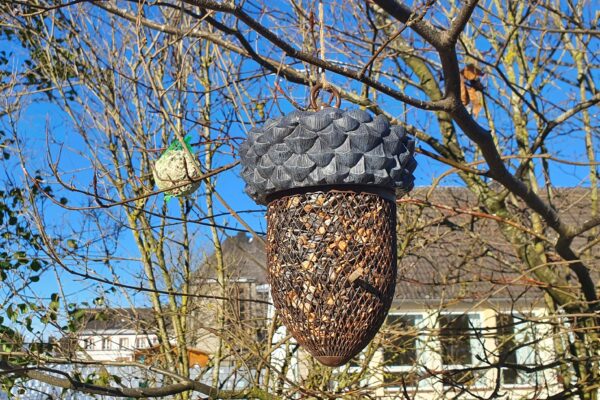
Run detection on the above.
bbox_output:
[240,107,416,367]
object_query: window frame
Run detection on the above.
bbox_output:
[438,312,485,388]
[382,313,425,391]
[135,337,147,349]
[496,312,541,388]
[101,336,111,350]
[119,337,130,349]
[329,350,372,391]
[82,337,93,350]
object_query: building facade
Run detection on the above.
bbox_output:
[69,308,160,362]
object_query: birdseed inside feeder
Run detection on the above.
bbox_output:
[153,136,202,200]
[240,93,416,367]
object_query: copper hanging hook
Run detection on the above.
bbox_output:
[309,82,341,110]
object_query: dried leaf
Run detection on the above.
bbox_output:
[460,75,470,107]
[460,64,485,117]
[462,64,483,80]
[467,86,483,117]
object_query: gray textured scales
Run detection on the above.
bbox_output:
[240,108,416,204]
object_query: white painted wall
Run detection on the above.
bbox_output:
[76,329,159,361]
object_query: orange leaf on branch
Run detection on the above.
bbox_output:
[460,64,484,117]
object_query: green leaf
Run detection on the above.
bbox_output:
[24,316,33,332]
[6,305,16,321]
[30,259,42,271]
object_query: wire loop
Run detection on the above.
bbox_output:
[309,83,341,110]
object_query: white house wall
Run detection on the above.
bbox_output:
[372,306,561,399]
[76,329,159,361]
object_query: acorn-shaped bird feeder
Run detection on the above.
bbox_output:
[240,89,416,367]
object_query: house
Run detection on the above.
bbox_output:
[188,232,270,356]
[58,234,271,363]
[226,187,596,399]
[52,187,597,399]
[348,186,561,398]
[59,308,161,362]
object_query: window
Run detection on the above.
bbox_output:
[439,313,483,386]
[330,351,370,391]
[119,338,129,349]
[440,314,475,365]
[255,289,269,343]
[136,337,147,349]
[238,287,248,322]
[82,338,93,350]
[383,314,422,389]
[101,337,111,350]
[496,314,539,386]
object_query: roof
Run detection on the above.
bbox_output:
[196,187,598,306]
[394,187,599,305]
[73,308,157,332]
[195,232,267,284]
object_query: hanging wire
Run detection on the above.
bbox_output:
[319,0,327,89]
[307,2,342,110]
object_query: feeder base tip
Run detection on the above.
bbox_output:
[315,355,352,367]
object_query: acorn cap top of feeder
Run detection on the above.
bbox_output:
[239,107,417,205]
